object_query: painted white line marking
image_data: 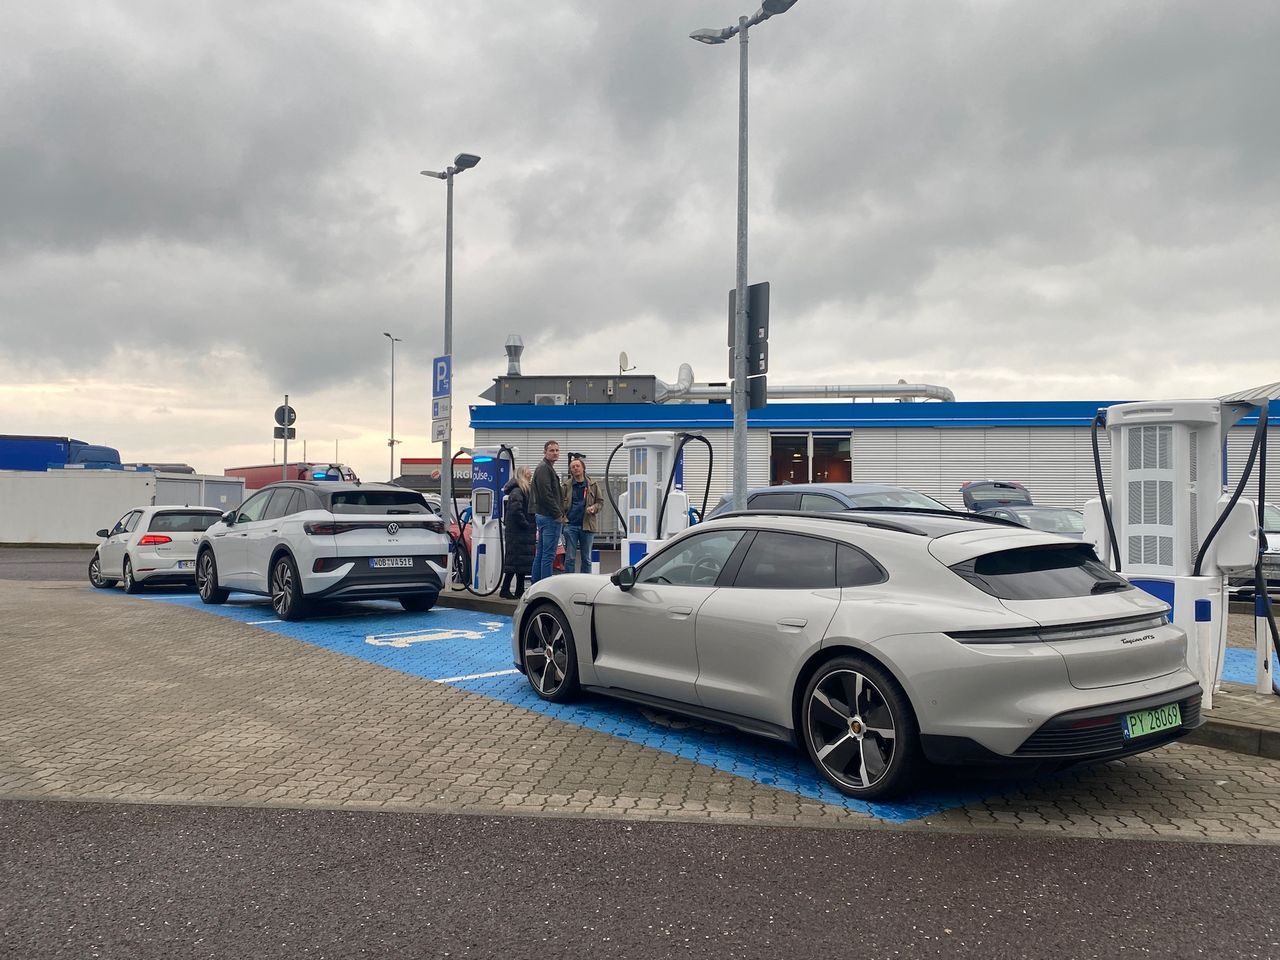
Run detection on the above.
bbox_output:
[248,618,282,625]
[434,669,520,683]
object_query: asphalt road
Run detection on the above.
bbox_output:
[0,547,94,582]
[3,799,1278,960]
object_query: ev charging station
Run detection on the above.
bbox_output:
[1084,390,1280,707]
[605,431,715,567]
[453,444,517,594]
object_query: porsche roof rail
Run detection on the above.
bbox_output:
[710,509,930,536]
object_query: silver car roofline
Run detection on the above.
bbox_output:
[710,509,930,536]
[710,508,1026,537]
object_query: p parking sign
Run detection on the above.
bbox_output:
[432,355,452,399]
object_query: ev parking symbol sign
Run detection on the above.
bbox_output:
[432,355,452,399]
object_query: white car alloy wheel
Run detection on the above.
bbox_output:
[521,606,578,702]
[88,554,116,589]
[802,657,921,800]
[122,557,143,594]
[196,551,229,605]
[271,555,308,621]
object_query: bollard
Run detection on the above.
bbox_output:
[1195,598,1215,710]
[590,548,601,575]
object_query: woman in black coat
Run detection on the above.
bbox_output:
[500,467,536,599]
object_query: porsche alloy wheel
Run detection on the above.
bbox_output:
[521,605,579,703]
[801,657,922,800]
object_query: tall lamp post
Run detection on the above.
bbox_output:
[421,152,481,517]
[383,332,403,482]
[691,0,798,511]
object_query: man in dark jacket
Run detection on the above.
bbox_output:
[530,439,565,583]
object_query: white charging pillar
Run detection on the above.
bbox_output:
[1084,399,1259,709]
[617,431,689,568]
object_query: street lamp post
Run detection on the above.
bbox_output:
[421,153,481,519]
[691,0,799,511]
[383,332,403,482]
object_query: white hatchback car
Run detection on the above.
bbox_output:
[90,506,225,593]
[195,481,449,620]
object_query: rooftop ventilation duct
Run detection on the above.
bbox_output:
[655,366,954,403]
[504,335,524,376]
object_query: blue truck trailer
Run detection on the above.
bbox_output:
[0,435,122,471]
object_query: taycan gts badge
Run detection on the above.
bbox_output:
[386,522,400,536]
[1120,633,1155,645]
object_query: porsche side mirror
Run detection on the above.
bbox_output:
[96,529,109,539]
[610,565,637,591]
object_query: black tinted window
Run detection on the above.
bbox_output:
[148,512,220,533]
[749,492,797,510]
[327,490,431,514]
[837,544,886,588]
[261,489,297,521]
[734,532,836,590]
[951,545,1131,600]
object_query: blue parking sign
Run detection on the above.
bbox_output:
[432,355,452,399]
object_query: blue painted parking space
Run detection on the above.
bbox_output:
[132,590,1108,823]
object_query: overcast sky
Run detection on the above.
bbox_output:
[2,0,1278,482]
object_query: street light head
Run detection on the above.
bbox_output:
[761,0,799,13]
[420,170,446,179]
[690,27,729,44]
[453,152,481,171]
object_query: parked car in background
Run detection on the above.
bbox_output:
[978,505,1086,539]
[1229,501,1280,596]
[513,509,1201,800]
[89,506,224,593]
[959,479,1034,512]
[195,481,448,620]
[706,483,952,520]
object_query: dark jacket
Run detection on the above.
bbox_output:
[531,458,565,521]
[502,479,536,574]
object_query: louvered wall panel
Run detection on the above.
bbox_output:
[1225,427,1280,496]
[851,427,1113,509]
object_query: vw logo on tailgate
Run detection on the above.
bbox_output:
[386,522,400,536]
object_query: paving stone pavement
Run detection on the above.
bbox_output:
[3,579,1280,844]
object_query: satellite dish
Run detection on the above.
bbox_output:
[619,351,635,375]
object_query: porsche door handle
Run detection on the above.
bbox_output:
[668,605,694,619]
[777,618,808,631]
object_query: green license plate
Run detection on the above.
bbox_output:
[1122,702,1182,740]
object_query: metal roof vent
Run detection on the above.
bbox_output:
[504,335,524,376]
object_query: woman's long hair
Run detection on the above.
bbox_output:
[515,466,533,494]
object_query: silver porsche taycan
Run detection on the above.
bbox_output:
[511,510,1202,799]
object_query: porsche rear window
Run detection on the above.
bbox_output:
[147,512,221,533]
[326,491,431,515]
[950,544,1131,600]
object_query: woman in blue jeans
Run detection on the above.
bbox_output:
[560,455,604,574]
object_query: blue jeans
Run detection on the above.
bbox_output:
[562,526,594,574]
[531,515,563,583]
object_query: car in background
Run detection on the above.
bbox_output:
[705,483,952,520]
[89,506,224,593]
[1229,501,1280,597]
[978,505,1086,539]
[512,509,1201,799]
[195,481,449,620]
[959,479,1034,512]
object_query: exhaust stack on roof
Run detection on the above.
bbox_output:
[504,335,524,376]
